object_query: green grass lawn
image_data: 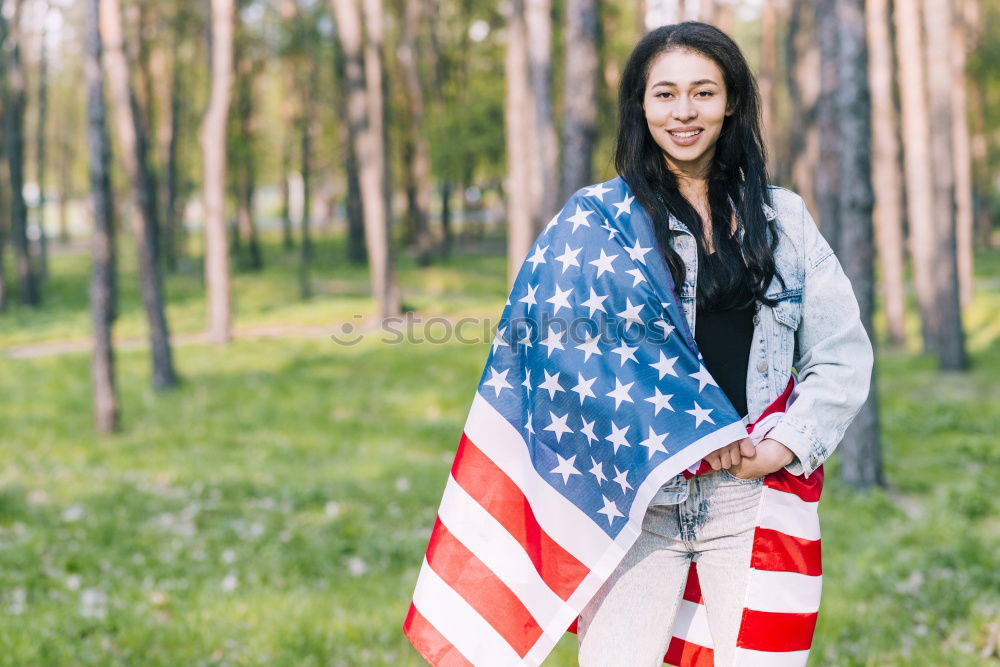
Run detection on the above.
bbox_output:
[0,233,997,665]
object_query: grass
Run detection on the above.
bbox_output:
[0,231,997,665]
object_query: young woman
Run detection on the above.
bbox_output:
[575,22,873,666]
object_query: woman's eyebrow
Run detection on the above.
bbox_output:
[650,79,718,87]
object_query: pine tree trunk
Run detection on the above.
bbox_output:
[786,0,819,211]
[85,0,119,433]
[1,0,40,306]
[950,1,974,305]
[101,0,177,389]
[815,0,841,249]
[35,0,49,281]
[866,0,907,346]
[526,0,559,223]
[921,0,968,370]
[835,0,883,489]
[759,0,778,181]
[560,0,600,202]
[331,0,401,317]
[400,0,433,265]
[202,0,235,344]
[332,20,365,264]
[505,0,535,287]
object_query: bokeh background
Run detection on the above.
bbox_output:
[0,0,997,664]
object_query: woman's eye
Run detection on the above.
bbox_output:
[696,91,714,97]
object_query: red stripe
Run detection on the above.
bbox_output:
[751,527,823,576]
[736,609,818,652]
[681,562,703,603]
[425,517,543,657]
[763,466,824,502]
[450,433,590,600]
[664,636,714,666]
[403,602,474,667]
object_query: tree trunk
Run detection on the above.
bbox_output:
[399,0,433,265]
[100,0,177,389]
[866,0,906,346]
[921,0,967,370]
[834,0,883,489]
[526,0,559,224]
[85,0,119,433]
[505,0,535,287]
[331,0,401,318]
[759,0,778,181]
[233,27,262,271]
[332,18,365,264]
[439,181,453,258]
[202,0,235,344]
[815,0,841,249]
[1,0,40,306]
[559,0,600,202]
[950,1,974,304]
[35,0,49,280]
[785,0,819,210]
[298,56,316,300]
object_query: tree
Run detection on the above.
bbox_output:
[85,0,119,433]
[785,0,819,210]
[866,0,906,346]
[559,0,600,201]
[921,0,967,369]
[504,0,534,286]
[231,4,263,271]
[35,0,50,280]
[330,0,401,318]
[950,0,975,304]
[834,0,883,489]
[100,0,177,389]
[1,0,41,306]
[526,0,558,223]
[202,0,235,344]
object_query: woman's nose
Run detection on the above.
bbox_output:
[672,97,696,120]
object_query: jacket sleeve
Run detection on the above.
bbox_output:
[766,196,875,478]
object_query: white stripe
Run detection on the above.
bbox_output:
[734,646,811,666]
[411,558,524,666]
[464,394,616,567]
[757,487,820,541]
[745,570,822,613]
[437,475,574,629]
[670,599,714,648]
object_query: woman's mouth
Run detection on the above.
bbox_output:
[668,128,703,146]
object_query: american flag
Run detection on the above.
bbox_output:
[403,178,789,665]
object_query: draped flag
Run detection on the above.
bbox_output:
[404,177,780,665]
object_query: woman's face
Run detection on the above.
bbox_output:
[642,48,732,179]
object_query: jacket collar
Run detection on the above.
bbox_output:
[666,194,777,234]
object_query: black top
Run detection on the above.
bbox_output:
[694,251,755,418]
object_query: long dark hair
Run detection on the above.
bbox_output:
[614,21,783,309]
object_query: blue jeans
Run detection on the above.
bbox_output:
[577,468,765,667]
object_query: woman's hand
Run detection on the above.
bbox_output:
[726,438,796,480]
[703,437,756,471]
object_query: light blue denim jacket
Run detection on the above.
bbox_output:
[650,185,874,505]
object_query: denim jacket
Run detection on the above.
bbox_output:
[650,185,874,505]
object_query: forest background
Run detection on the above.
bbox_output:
[0,0,997,663]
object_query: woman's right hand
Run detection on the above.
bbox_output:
[703,437,756,470]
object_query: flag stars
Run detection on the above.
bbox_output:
[491,327,509,354]
[566,205,594,233]
[538,369,565,400]
[616,298,644,331]
[544,411,574,443]
[606,378,635,410]
[517,324,534,349]
[605,421,632,453]
[482,367,512,397]
[625,268,646,287]
[645,387,675,415]
[580,417,598,445]
[588,457,607,484]
[522,369,533,393]
[690,364,719,392]
[686,402,715,427]
[583,182,611,201]
[600,220,620,240]
[545,285,573,315]
[624,238,653,264]
[611,340,639,366]
[588,249,618,278]
[575,333,603,362]
[526,244,549,271]
[580,288,608,317]
[570,372,598,405]
[651,352,679,380]
[611,466,633,494]
[554,244,582,273]
[639,426,669,458]
[518,284,538,310]
[540,326,566,357]
[550,453,582,484]
[612,193,634,219]
[597,495,624,525]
